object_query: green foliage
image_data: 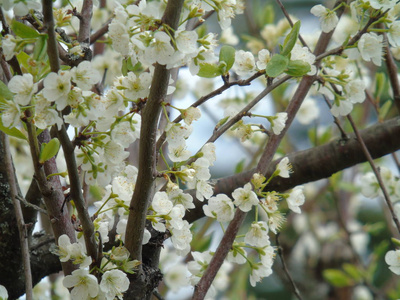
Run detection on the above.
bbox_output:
[0,119,27,141]
[285,60,311,77]
[281,21,300,56]
[323,269,354,287]
[0,80,14,101]
[234,159,245,174]
[265,54,289,77]
[219,45,236,73]
[11,19,40,38]
[379,99,392,121]
[39,137,60,164]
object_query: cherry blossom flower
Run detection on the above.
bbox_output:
[385,250,400,274]
[233,50,256,77]
[100,269,129,300]
[1,34,17,61]
[168,144,192,162]
[256,49,271,70]
[310,4,339,33]
[286,186,305,213]
[249,263,273,287]
[369,0,396,10]
[244,221,270,247]
[63,269,99,300]
[8,73,38,106]
[297,97,320,125]
[0,285,8,300]
[203,194,235,222]
[358,32,383,66]
[43,70,72,110]
[232,183,259,212]
[388,21,400,47]
[152,192,173,215]
[345,79,366,104]
[1,99,21,128]
[331,97,353,117]
[71,61,102,90]
[270,112,287,135]
[170,220,193,254]
[276,157,293,178]
[182,106,201,125]
[290,44,316,75]
[164,264,190,292]
[147,31,175,65]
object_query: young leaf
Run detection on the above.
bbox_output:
[265,54,289,77]
[11,19,40,38]
[33,35,48,61]
[285,60,311,77]
[219,45,236,73]
[281,20,301,56]
[378,99,392,121]
[197,63,223,78]
[39,138,60,164]
[0,119,27,141]
[0,80,13,100]
[323,269,354,287]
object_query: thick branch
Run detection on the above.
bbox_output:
[125,0,184,263]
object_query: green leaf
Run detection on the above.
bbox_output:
[0,119,27,140]
[39,138,60,164]
[265,54,289,77]
[255,4,274,28]
[33,35,48,61]
[379,99,392,121]
[11,19,40,38]
[0,80,13,100]
[323,269,354,287]
[121,58,129,76]
[197,63,223,78]
[281,20,301,56]
[285,60,311,77]
[234,159,245,174]
[342,263,363,281]
[219,45,235,73]
[392,237,400,247]
[374,72,387,101]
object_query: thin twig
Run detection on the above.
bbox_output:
[156,71,265,150]
[276,233,303,300]
[321,94,348,139]
[1,132,33,300]
[347,115,400,235]
[17,195,48,215]
[275,0,308,48]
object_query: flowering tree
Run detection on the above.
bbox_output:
[1,0,400,299]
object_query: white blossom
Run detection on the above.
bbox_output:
[71,61,102,90]
[256,49,271,70]
[331,98,353,117]
[287,186,305,214]
[290,44,316,75]
[388,21,400,47]
[358,32,383,66]
[152,192,173,215]
[385,250,400,274]
[310,4,339,33]
[270,112,287,135]
[63,269,99,300]
[244,221,270,247]
[276,157,293,178]
[233,50,256,77]
[8,73,38,106]
[1,34,17,61]
[249,263,273,287]
[232,183,259,212]
[1,100,21,128]
[147,31,175,65]
[203,194,235,222]
[164,264,190,292]
[182,106,201,125]
[0,285,8,300]
[297,97,320,125]
[43,70,72,110]
[369,0,396,10]
[345,79,366,104]
[100,269,129,300]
